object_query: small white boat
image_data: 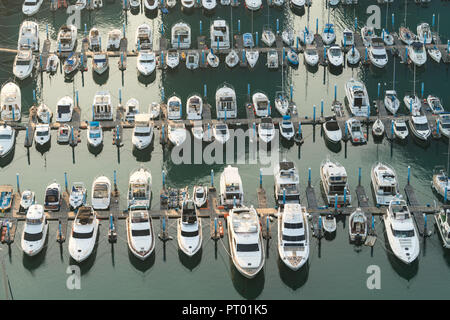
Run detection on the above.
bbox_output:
[382,29,394,46]
[87,121,103,147]
[171,22,191,49]
[371,162,401,206]
[178,199,202,257]
[392,119,409,140]
[68,206,99,263]
[193,186,207,208]
[245,0,262,10]
[299,27,314,45]
[417,22,432,44]
[168,121,187,146]
[210,20,230,49]
[21,204,48,256]
[44,182,61,211]
[137,50,156,76]
[166,49,180,69]
[46,54,59,73]
[18,20,40,51]
[19,190,35,213]
[261,26,276,47]
[92,53,109,75]
[63,53,79,76]
[148,102,160,119]
[1,82,21,122]
[399,26,415,45]
[126,210,155,260]
[213,122,230,144]
[191,123,204,141]
[57,124,71,144]
[207,50,220,68]
[34,123,51,146]
[409,115,431,141]
[226,50,239,68]
[346,46,360,65]
[132,114,153,150]
[127,168,152,210]
[346,118,367,144]
[408,42,427,67]
[323,215,337,233]
[329,0,339,5]
[130,0,141,9]
[258,117,276,144]
[69,182,87,211]
[273,160,300,205]
[279,118,295,140]
[368,37,388,68]
[384,90,400,115]
[13,49,34,80]
[345,78,370,117]
[135,24,152,50]
[125,98,140,122]
[437,113,450,138]
[181,0,195,9]
[372,119,385,138]
[246,49,259,68]
[57,25,77,52]
[403,94,421,116]
[252,92,270,117]
[327,45,343,67]
[216,83,237,119]
[428,45,442,63]
[427,95,444,114]
[274,91,289,116]
[22,0,44,16]
[282,29,294,46]
[186,51,200,70]
[89,28,101,51]
[91,176,111,210]
[323,120,342,143]
[304,45,319,67]
[0,125,15,158]
[220,165,244,208]
[432,166,450,200]
[361,25,375,47]
[266,50,278,69]
[167,95,182,120]
[144,0,158,10]
[322,24,336,45]
[167,0,176,7]
[290,0,305,9]
[342,28,354,47]
[92,91,113,121]
[202,0,217,10]
[349,208,367,242]
[435,208,450,248]
[106,29,122,51]
[186,95,203,120]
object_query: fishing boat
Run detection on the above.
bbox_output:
[427,45,442,63]
[323,215,337,233]
[21,204,48,256]
[346,46,360,65]
[92,53,109,75]
[34,123,51,146]
[135,24,152,50]
[44,182,61,211]
[322,24,336,45]
[278,203,309,270]
[346,118,367,144]
[273,160,300,205]
[403,94,421,115]
[167,95,182,120]
[226,50,239,68]
[92,91,113,121]
[178,199,202,257]
[202,0,217,11]
[144,0,158,10]
[207,50,220,68]
[216,84,237,119]
[345,78,370,117]
[1,82,21,121]
[304,45,319,67]
[437,113,450,138]
[181,0,195,9]
[408,42,427,67]
[127,168,152,210]
[327,45,343,67]
[125,98,140,122]
[46,54,59,73]
[0,125,15,158]
[435,208,450,248]
[57,25,77,52]
[432,166,450,200]
[137,50,156,76]
[299,27,314,45]
[168,121,187,146]
[166,49,180,69]
[89,28,100,51]
[368,37,388,68]
[148,102,160,119]
[37,103,52,123]
[220,165,244,208]
[210,20,230,49]
[290,0,305,10]
[107,29,122,51]
[22,0,44,15]
[57,124,70,144]
[193,186,207,208]
[227,206,264,278]
[417,22,432,44]
[371,162,401,206]
[246,49,259,68]
[19,190,35,213]
[191,122,204,141]
[171,22,191,49]
[68,206,99,263]
[126,210,155,260]
[69,182,87,211]
[399,26,415,45]
[245,0,262,10]
[282,28,294,46]
[13,49,34,80]
[91,176,111,210]
[132,114,153,150]
[286,48,298,66]
[261,26,275,47]
[323,120,342,143]
[87,121,103,147]
[186,95,203,120]
[392,119,409,140]
[342,28,354,47]
[252,92,270,117]
[409,115,431,141]
[56,96,74,123]
[361,25,375,47]
[320,159,351,206]
[213,122,230,144]
[18,20,40,51]
[384,90,400,115]
[427,95,444,114]
[372,119,385,138]
[258,117,276,144]
[384,199,420,264]
[266,50,278,69]
[63,53,79,76]
[349,208,367,242]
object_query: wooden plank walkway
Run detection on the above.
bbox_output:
[404,183,431,237]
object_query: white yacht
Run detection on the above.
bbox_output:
[273,160,300,206]
[69,182,87,211]
[57,25,77,52]
[227,206,264,278]
[148,102,160,119]
[186,95,203,120]
[178,199,202,257]
[37,104,52,123]
[92,91,113,121]
[135,24,152,50]
[0,125,15,158]
[126,210,155,260]
[68,206,99,263]
[246,49,259,68]
[404,94,421,116]
[216,84,237,119]
[34,123,51,146]
[323,120,342,144]
[13,49,34,80]
[166,49,180,69]
[63,53,79,76]
[428,46,442,63]
[1,82,21,121]
[44,182,61,211]
[349,208,367,242]
[210,20,230,49]
[427,95,444,114]
[266,50,278,69]
[21,204,48,256]
[168,121,187,146]
[393,119,409,140]
[92,53,109,75]
[56,96,74,122]
[144,0,159,10]
[278,203,309,270]
[252,92,270,117]
[245,0,262,10]
[171,22,191,49]
[46,54,59,73]
[213,122,230,144]
[438,113,450,138]
[322,24,336,45]
[22,0,43,16]
[89,28,101,51]
[320,159,351,206]
[91,176,111,210]
[409,115,431,141]
[127,168,152,210]
[399,26,415,45]
[107,29,122,51]
[193,186,207,208]
[18,21,40,51]
[361,25,375,47]
[87,121,103,147]
[202,0,217,10]
[432,166,450,200]
[371,162,401,206]
[220,165,244,208]
[345,79,370,117]
[304,46,319,67]
[384,199,420,264]
[342,28,354,47]
[299,27,314,45]
[346,118,367,144]
[435,209,450,249]
[417,22,432,44]
[261,26,275,47]
[258,117,276,144]
[368,37,388,68]
[279,118,295,140]
[137,50,156,76]
[167,95,182,120]
[408,42,427,67]
[207,50,220,68]
[132,114,153,150]
[19,190,35,213]
[274,92,289,116]
[125,98,139,123]
[186,51,200,70]
[327,45,343,67]
[384,90,400,115]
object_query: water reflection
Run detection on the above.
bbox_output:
[230,260,265,299]
[128,249,156,272]
[178,247,202,271]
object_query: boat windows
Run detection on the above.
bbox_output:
[277,194,299,201]
[89,132,101,139]
[134,131,150,137]
[24,0,38,5]
[24,231,43,241]
[225,192,241,200]
[45,194,59,203]
[354,97,363,107]
[395,124,407,131]
[131,229,150,237]
[414,122,429,131]
[282,234,306,242]
[26,218,42,225]
[72,230,94,239]
[372,53,386,60]
[16,59,31,66]
[36,130,48,136]
[58,105,71,113]
[392,227,414,238]
[284,222,303,229]
[236,243,259,252]
[181,230,199,237]
[329,184,346,194]
[378,186,395,195]
[0,134,12,139]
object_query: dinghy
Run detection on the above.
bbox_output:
[126,210,155,260]
[19,190,35,213]
[68,206,99,263]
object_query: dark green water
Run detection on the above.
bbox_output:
[0,0,449,299]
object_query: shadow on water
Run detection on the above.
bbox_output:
[230,262,265,300]
[132,143,154,162]
[22,234,49,271]
[128,249,156,272]
[382,231,419,281]
[290,5,305,17]
[178,248,202,271]
[324,137,341,153]
[88,142,104,156]
[328,65,343,76]
[144,8,159,19]
[138,71,157,86]
[69,233,100,276]
[277,258,309,291]
[35,141,51,155]
[92,70,109,86]
[0,148,15,168]
[305,63,319,74]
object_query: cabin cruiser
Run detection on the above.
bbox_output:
[437,113,450,138]
[213,123,230,144]
[68,206,99,263]
[304,46,319,67]
[252,92,270,117]
[279,117,295,140]
[178,199,202,257]
[137,50,156,76]
[408,42,427,67]
[290,0,305,10]
[167,95,182,120]
[371,162,401,206]
[21,204,48,256]
[144,0,158,11]
[89,28,101,51]
[361,26,375,47]
[207,50,220,68]
[286,48,299,66]
[126,210,155,260]
[261,26,276,47]
[168,121,187,146]
[166,49,180,69]
[57,124,71,144]
[92,53,109,75]
[372,119,384,138]
[220,165,244,208]
[299,27,314,45]
[34,123,51,146]
[107,29,122,51]
[427,95,444,114]
[323,120,342,143]
[202,0,217,11]
[92,91,113,121]
[246,49,259,68]
[227,206,264,278]
[258,117,276,144]
[186,95,203,120]
[63,53,79,76]
[349,208,367,242]
[132,114,153,150]
[1,82,21,121]
[346,46,361,65]
[384,90,400,115]
[127,168,152,210]
[432,166,450,200]
[181,0,195,9]
[46,54,59,73]
[18,21,40,51]
[69,182,87,211]
[184,51,199,70]
[399,27,415,45]
[44,182,61,211]
[342,29,354,47]
[274,92,289,116]
[57,25,77,52]
[0,125,15,158]
[417,22,432,44]
[409,115,431,141]
[245,0,262,10]
[435,208,450,248]
[171,22,191,49]
[13,49,34,80]
[345,79,370,117]
[428,46,442,63]
[327,45,343,67]
[210,20,230,49]
[278,203,309,270]
[388,120,407,142]
[135,24,152,50]
[125,98,139,122]
[322,24,336,45]
[87,121,103,147]
[19,190,35,213]
[403,94,421,116]
[193,186,207,208]
[91,176,111,210]
[56,96,74,122]
[22,0,44,15]
[266,50,278,69]
[384,199,420,264]
[368,37,388,68]
[273,160,300,205]
[282,28,294,46]
[216,84,237,119]
[148,102,160,119]
[320,159,351,206]
[346,118,367,144]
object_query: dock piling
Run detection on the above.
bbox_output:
[321,100,324,117]
[308,168,311,186]
[259,169,262,188]
[16,173,20,193]
[64,172,68,192]
[334,194,338,211]
[211,169,214,187]
[407,166,411,185]
[358,167,361,186]
[114,170,118,193]
[200,21,202,35]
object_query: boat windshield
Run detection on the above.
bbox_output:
[89,132,101,138]
[414,122,429,131]
[131,229,150,237]
[395,124,407,131]
[45,194,59,203]
[24,232,43,241]
[372,53,386,59]
[0,134,12,139]
[36,130,48,136]
[392,228,414,238]
[134,131,150,137]
[72,230,94,239]
[24,1,38,6]
[26,218,42,225]
[284,222,303,229]
[181,230,199,237]
[282,234,306,242]
[236,243,259,252]
[16,59,31,66]
[330,48,341,56]
[58,105,71,113]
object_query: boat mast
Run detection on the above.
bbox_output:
[392,56,396,91]
[230,5,233,48]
